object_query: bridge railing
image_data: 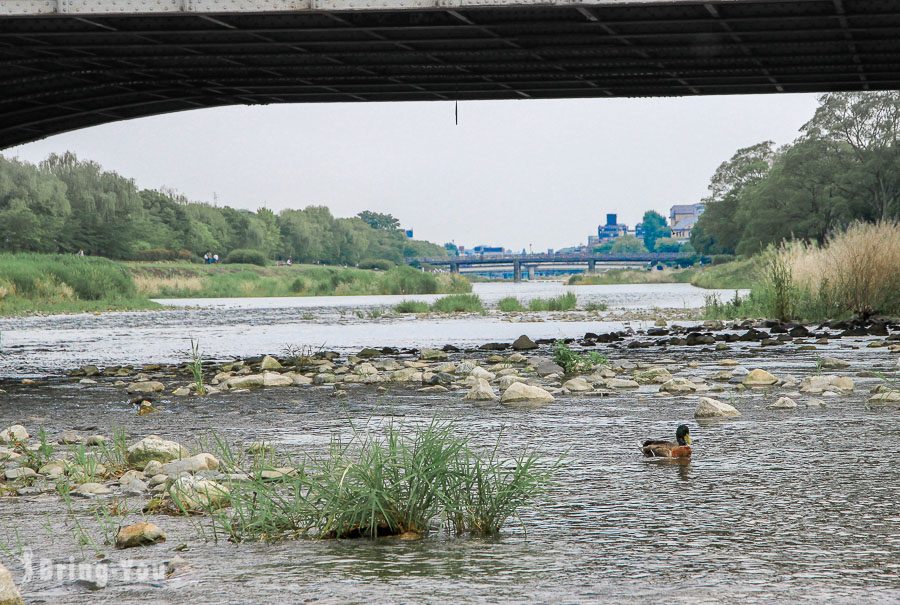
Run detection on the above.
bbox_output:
[412,252,690,265]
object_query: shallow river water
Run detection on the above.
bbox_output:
[0,282,742,376]
[0,282,897,604]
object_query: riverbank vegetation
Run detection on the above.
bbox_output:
[703,221,900,321]
[204,421,554,541]
[131,262,470,298]
[0,253,158,315]
[691,92,900,257]
[0,152,447,266]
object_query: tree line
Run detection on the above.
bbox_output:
[691,91,900,256]
[0,152,445,265]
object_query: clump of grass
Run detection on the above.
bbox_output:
[497,296,526,312]
[583,301,608,312]
[528,292,577,312]
[552,340,608,375]
[395,300,430,314]
[188,338,206,395]
[205,420,555,542]
[569,268,696,285]
[431,294,484,313]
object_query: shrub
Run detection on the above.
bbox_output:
[711,254,736,265]
[223,249,268,266]
[552,340,608,375]
[132,248,199,262]
[431,294,484,313]
[380,266,438,295]
[395,300,430,313]
[528,292,577,311]
[497,296,525,312]
[357,258,395,271]
[206,420,555,542]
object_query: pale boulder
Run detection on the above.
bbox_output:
[464,378,498,402]
[126,435,189,466]
[694,397,741,418]
[115,522,166,549]
[500,382,555,405]
[742,369,778,386]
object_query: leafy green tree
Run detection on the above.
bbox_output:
[357,210,400,231]
[653,237,682,253]
[640,210,671,251]
[610,235,648,254]
[0,156,70,252]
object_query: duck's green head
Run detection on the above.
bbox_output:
[676,424,692,446]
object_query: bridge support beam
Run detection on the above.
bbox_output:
[527,265,536,281]
[587,260,596,273]
[513,260,521,282]
[449,262,459,274]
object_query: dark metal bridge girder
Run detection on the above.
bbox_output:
[3,0,900,148]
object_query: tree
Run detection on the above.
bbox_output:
[640,210,671,252]
[610,235,648,255]
[357,210,400,231]
[444,242,459,256]
[691,141,776,255]
[802,91,900,221]
[653,237,682,253]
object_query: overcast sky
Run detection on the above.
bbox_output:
[4,93,820,251]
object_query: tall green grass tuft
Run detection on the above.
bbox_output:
[205,420,555,542]
[395,300,430,314]
[552,340,608,375]
[0,252,155,315]
[497,296,526,312]
[528,292,577,312]
[431,294,484,313]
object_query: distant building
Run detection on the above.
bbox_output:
[597,213,628,242]
[669,203,705,240]
[587,235,599,247]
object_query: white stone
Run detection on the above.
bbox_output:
[0,562,23,605]
[261,371,293,387]
[694,397,741,418]
[469,366,496,381]
[500,382,554,405]
[0,425,28,444]
[161,453,219,476]
[767,396,798,410]
[464,378,498,402]
[126,381,165,394]
[259,355,282,370]
[168,477,230,511]
[606,378,640,389]
[660,378,698,393]
[126,436,189,466]
[563,377,592,392]
[742,369,778,386]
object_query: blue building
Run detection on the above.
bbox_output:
[597,213,628,242]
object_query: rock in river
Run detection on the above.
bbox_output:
[694,397,741,419]
[500,382,554,405]
[0,562,23,605]
[742,369,778,387]
[767,396,798,410]
[126,381,165,394]
[116,522,166,549]
[512,335,538,351]
[168,477,230,511]
[659,378,698,393]
[126,435,190,466]
[0,425,28,444]
[464,378,498,402]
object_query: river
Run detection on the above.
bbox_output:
[0,282,743,377]
[0,281,897,604]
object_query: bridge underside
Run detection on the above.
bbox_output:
[3,0,900,148]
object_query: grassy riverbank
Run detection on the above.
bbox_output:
[0,253,159,316]
[0,255,472,316]
[129,262,471,298]
[567,260,760,290]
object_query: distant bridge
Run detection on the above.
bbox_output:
[414,252,692,280]
[3,0,900,148]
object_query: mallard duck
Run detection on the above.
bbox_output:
[641,424,692,458]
